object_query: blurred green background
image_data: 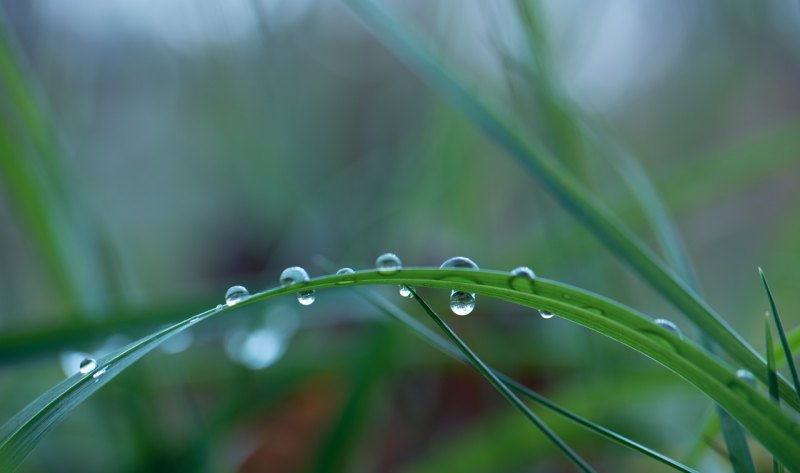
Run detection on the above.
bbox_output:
[1,0,799,472]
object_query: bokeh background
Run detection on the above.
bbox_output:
[1,0,799,472]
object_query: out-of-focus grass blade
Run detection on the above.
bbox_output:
[342,0,800,409]
[310,323,394,473]
[405,287,596,473]
[356,288,697,473]
[759,267,800,400]
[0,304,220,472]
[765,314,783,473]
[2,269,799,471]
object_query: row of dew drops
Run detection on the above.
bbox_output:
[68,253,758,386]
[223,253,552,318]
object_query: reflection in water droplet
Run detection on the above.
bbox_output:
[736,369,756,386]
[376,253,402,274]
[79,358,97,375]
[280,266,315,305]
[440,257,479,316]
[225,285,249,307]
[540,310,554,319]
[450,291,476,316]
[654,318,683,339]
[399,285,413,298]
[511,266,536,279]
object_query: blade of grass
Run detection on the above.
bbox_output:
[765,315,783,473]
[759,267,800,400]
[405,287,596,473]
[354,287,698,473]
[2,269,799,471]
[342,0,800,409]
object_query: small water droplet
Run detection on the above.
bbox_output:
[449,291,475,316]
[736,369,756,386]
[440,257,479,315]
[297,291,316,306]
[335,267,356,285]
[376,253,402,274]
[225,285,249,307]
[92,366,108,380]
[511,266,536,279]
[539,310,554,319]
[280,266,315,305]
[188,316,201,325]
[399,285,413,298]
[654,318,683,338]
[79,358,97,375]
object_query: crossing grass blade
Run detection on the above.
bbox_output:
[342,0,800,410]
[2,269,799,472]
[405,287,596,473]
[765,315,784,473]
[354,287,698,473]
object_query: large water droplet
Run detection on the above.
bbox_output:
[511,266,536,279]
[450,291,476,316]
[376,253,402,274]
[540,310,554,319]
[440,257,478,315]
[225,285,249,307]
[399,285,413,298]
[280,266,315,305]
[736,369,756,386]
[79,358,97,375]
[654,318,683,339]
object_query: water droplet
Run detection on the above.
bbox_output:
[449,291,475,316]
[188,315,201,325]
[511,266,536,279]
[280,266,310,286]
[280,266,315,305]
[79,358,97,375]
[540,310,554,319]
[654,318,683,338]
[440,257,478,315]
[376,253,402,274]
[399,285,413,298]
[92,366,108,380]
[297,290,316,306]
[225,285,249,307]
[335,267,356,285]
[440,256,479,271]
[736,369,756,386]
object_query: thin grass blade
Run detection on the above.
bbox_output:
[765,315,784,473]
[759,267,800,400]
[405,287,596,473]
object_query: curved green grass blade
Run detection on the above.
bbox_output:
[342,0,800,410]
[759,267,800,399]
[407,288,596,473]
[765,314,784,473]
[2,268,799,471]
[357,288,697,473]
